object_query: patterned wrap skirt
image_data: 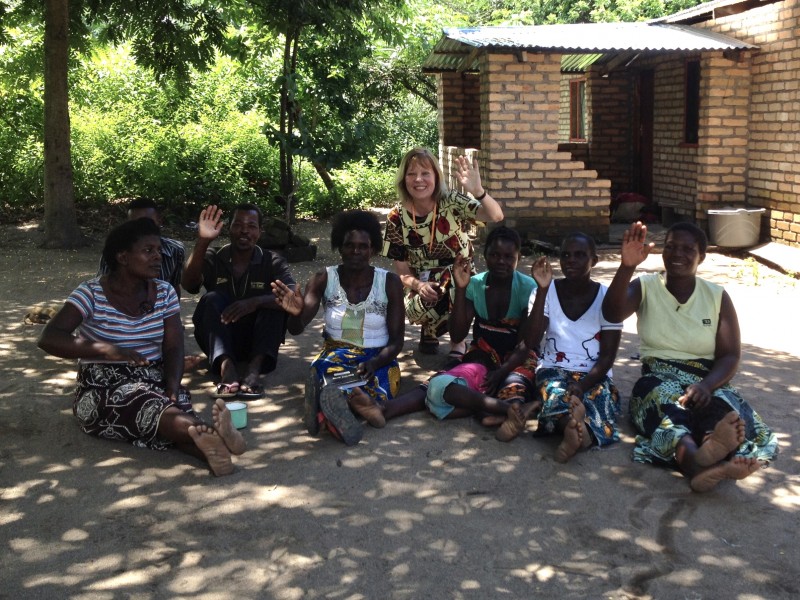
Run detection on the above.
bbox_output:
[403,263,457,338]
[463,337,539,404]
[311,339,401,407]
[74,361,195,450]
[535,367,621,447]
[630,357,778,466]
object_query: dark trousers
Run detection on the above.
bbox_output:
[192,291,286,377]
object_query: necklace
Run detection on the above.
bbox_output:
[231,270,250,299]
[410,199,438,255]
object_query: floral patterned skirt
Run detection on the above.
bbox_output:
[74,361,194,450]
[310,339,400,407]
[535,367,620,447]
[629,357,778,466]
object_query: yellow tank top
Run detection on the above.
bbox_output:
[637,273,722,361]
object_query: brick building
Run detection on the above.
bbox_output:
[423,0,800,248]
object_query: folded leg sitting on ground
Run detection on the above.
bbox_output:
[272,210,405,445]
[505,235,624,457]
[182,204,297,398]
[429,227,540,429]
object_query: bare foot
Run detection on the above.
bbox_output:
[481,414,506,427]
[694,411,745,467]
[554,395,591,463]
[495,403,526,442]
[690,456,761,493]
[188,424,235,476]
[183,354,204,372]
[348,388,386,428]
[212,398,247,455]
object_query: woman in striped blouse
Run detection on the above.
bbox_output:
[38,218,245,476]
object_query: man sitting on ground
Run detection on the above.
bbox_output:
[182,204,297,399]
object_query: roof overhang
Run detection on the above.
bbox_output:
[422,22,757,75]
[650,0,780,25]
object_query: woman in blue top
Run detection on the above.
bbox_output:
[38,218,246,476]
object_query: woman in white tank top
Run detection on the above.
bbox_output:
[273,210,405,445]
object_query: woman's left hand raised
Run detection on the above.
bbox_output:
[455,155,484,198]
[531,256,553,288]
[271,280,304,316]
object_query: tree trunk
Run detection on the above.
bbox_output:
[312,162,335,193]
[278,28,302,223]
[42,0,83,248]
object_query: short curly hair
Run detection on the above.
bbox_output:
[484,226,521,256]
[102,217,161,272]
[561,231,597,257]
[667,222,708,254]
[330,210,383,251]
[232,202,263,227]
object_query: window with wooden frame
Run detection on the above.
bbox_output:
[569,79,586,141]
[684,59,700,144]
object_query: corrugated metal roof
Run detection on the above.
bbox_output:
[651,0,778,25]
[561,53,606,73]
[423,22,756,72]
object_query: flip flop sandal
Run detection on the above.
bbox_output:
[237,384,265,400]
[303,368,322,435]
[442,350,464,370]
[211,382,240,399]
[320,385,363,446]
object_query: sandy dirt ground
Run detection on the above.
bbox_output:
[1,218,798,600]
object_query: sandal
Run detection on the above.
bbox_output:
[303,368,322,435]
[418,332,440,355]
[442,350,464,371]
[320,385,363,446]
[238,383,265,400]
[211,382,240,399]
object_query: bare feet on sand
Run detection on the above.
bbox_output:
[694,411,745,467]
[481,414,506,427]
[212,398,247,455]
[554,395,592,464]
[188,423,235,476]
[183,354,204,372]
[348,388,386,428]
[496,403,526,442]
[690,456,761,493]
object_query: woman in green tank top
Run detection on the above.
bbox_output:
[603,221,777,493]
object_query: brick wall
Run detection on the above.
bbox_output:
[637,54,700,221]
[586,69,634,200]
[627,50,751,230]
[697,0,800,246]
[466,52,611,243]
[438,72,481,150]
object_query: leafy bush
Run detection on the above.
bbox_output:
[69,47,283,218]
[296,159,397,218]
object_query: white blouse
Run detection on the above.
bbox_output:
[323,266,389,348]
